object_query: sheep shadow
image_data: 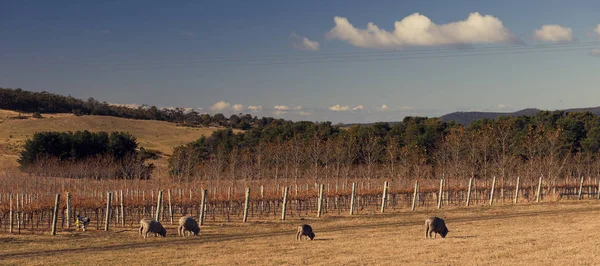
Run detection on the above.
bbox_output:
[313,238,333,241]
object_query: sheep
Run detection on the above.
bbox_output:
[425,216,449,239]
[139,218,167,238]
[178,216,200,237]
[297,224,315,240]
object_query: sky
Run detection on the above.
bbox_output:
[1,0,600,123]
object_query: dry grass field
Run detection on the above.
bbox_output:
[1,201,600,265]
[0,110,229,170]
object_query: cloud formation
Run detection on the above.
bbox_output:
[248,105,263,112]
[290,33,320,51]
[329,104,350,111]
[352,105,364,111]
[274,105,290,111]
[591,49,600,57]
[232,104,245,112]
[533,25,573,42]
[377,104,389,111]
[210,101,230,111]
[326,12,518,48]
[595,25,600,37]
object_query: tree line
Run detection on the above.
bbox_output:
[169,111,600,186]
[0,87,273,129]
[18,131,155,179]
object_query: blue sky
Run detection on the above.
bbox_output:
[1,0,600,123]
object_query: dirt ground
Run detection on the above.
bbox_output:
[1,200,600,265]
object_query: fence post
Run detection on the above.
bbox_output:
[168,189,173,224]
[281,187,289,220]
[66,192,71,229]
[120,190,125,227]
[199,189,207,226]
[597,179,600,200]
[317,184,325,217]
[411,180,419,211]
[380,181,389,213]
[9,194,13,234]
[514,176,520,204]
[51,193,61,235]
[155,190,163,221]
[536,177,543,203]
[466,178,473,207]
[104,192,112,231]
[437,179,444,209]
[243,187,250,223]
[350,182,356,215]
[489,176,496,206]
[578,176,584,200]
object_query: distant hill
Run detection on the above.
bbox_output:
[441,107,600,125]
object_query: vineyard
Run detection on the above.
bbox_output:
[1,172,599,235]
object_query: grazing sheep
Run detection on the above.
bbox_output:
[425,216,449,239]
[75,214,90,232]
[139,218,167,238]
[297,224,315,240]
[178,216,200,236]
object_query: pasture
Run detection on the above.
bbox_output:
[1,201,600,265]
[0,109,229,170]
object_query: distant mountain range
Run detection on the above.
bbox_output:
[343,106,600,127]
[441,106,600,125]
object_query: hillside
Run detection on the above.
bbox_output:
[441,107,600,125]
[0,110,230,170]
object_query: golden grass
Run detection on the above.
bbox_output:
[2,201,600,265]
[0,110,231,170]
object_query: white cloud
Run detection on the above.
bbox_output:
[248,105,263,112]
[326,12,518,48]
[232,104,245,112]
[196,107,203,111]
[329,104,350,111]
[273,110,287,116]
[274,105,290,111]
[297,111,312,116]
[294,106,303,110]
[352,105,364,110]
[591,49,600,57]
[377,104,389,111]
[595,25,600,36]
[290,33,320,51]
[210,101,231,111]
[533,25,573,42]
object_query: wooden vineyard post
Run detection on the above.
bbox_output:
[51,193,61,236]
[437,179,444,209]
[243,188,250,223]
[9,194,13,234]
[489,176,496,206]
[168,189,173,224]
[381,181,389,213]
[317,184,325,217]
[466,178,473,207]
[597,179,600,200]
[350,182,357,215]
[155,190,163,221]
[66,192,71,229]
[281,187,289,220]
[120,190,125,227]
[514,176,520,204]
[199,189,207,226]
[536,177,543,203]
[411,180,419,211]
[104,192,112,231]
[578,176,584,200]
